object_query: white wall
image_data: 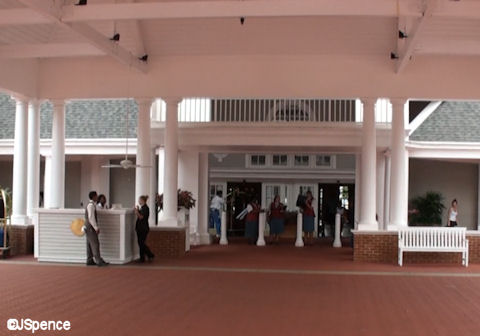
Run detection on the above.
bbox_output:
[109,159,136,208]
[409,159,478,229]
[65,161,82,208]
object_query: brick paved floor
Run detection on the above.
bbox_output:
[2,238,480,336]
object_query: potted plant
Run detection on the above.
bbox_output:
[409,191,445,226]
[155,189,196,211]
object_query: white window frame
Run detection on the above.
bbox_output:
[246,154,336,169]
[246,154,269,168]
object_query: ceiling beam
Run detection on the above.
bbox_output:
[61,0,423,22]
[0,43,105,59]
[396,0,437,74]
[0,8,50,25]
[15,0,147,73]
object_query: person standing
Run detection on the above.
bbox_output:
[210,190,224,240]
[268,195,285,245]
[96,194,109,210]
[447,199,459,227]
[302,191,316,245]
[134,195,155,263]
[85,191,109,267]
[245,198,260,245]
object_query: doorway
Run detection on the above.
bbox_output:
[318,183,355,237]
[226,181,262,236]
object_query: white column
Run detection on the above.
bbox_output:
[11,97,29,225]
[49,100,65,209]
[384,152,391,230]
[358,98,377,230]
[197,152,210,244]
[354,153,361,229]
[27,100,41,220]
[148,148,157,226]
[162,98,181,226]
[43,155,52,208]
[477,163,480,230]
[295,212,304,247]
[389,98,408,229]
[376,151,386,230]
[135,98,153,204]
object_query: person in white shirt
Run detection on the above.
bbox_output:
[85,191,109,267]
[209,191,224,238]
[447,199,458,227]
[96,194,109,210]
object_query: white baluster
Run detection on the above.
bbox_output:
[333,213,342,248]
[257,212,266,246]
[220,211,228,245]
[295,212,304,247]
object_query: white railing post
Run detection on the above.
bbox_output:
[220,210,228,245]
[257,212,266,246]
[333,213,342,248]
[295,212,304,247]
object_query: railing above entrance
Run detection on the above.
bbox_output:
[151,98,392,125]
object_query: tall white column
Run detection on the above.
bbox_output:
[197,152,210,244]
[49,100,65,209]
[11,97,29,225]
[477,163,480,230]
[376,151,386,230]
[43,155,52,208]
[384,152,391,230]
[358,98,377,230]
[162,98,180,226]
[389,99,408,229]
[148,148,157,226]
[27,100,41,220]
[354,153,361,229]
[135,98,153,205]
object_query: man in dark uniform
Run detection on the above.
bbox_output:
[85,191,109,267]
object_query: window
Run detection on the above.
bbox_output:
[294,155,310,166]
[272,155,288,166]
[316,155,332,167]
[250,155,266,166]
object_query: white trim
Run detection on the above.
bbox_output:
[0,138,137,156]
[407,141,480,159]
[407,101,442,137]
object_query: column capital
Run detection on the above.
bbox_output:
[389,98,408,107]
[49,99,67,109]
[11,95,28,105]
[135,97,154,108]
[163,97,183,106]
[359,97,377,107]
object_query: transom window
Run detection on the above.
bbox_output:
[316,155,331,167]
[250,155,266,166]
[272,155,288,166]
[294,155,310,166]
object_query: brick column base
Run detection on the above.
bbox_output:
[8,225,34,256]
[147,227,186,258]
[353,231,480,265]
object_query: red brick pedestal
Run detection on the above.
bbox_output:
[147,226,186,258]
[9,225,34,256]
[353,231,480,265]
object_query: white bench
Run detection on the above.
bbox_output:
[398,227,469,267]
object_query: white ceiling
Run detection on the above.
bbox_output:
[0,0,480,70]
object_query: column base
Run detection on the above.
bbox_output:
[147,226,186,257]
[158,218,179,227]
[357,222,379,231]
[8,225,34,256]
[195,232,212,245]
[10,215,31,225]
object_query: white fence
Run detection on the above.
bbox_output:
[151,98,392,124]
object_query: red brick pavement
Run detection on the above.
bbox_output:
[1,238,480,336]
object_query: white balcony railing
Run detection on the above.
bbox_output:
[151,98,392,125]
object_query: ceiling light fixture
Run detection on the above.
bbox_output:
[398,30,408,39]
[390,52,399,59]
[240,17,245,25]
[139,54,148,62]
[76,0,87,5]
[110,33,120,42]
